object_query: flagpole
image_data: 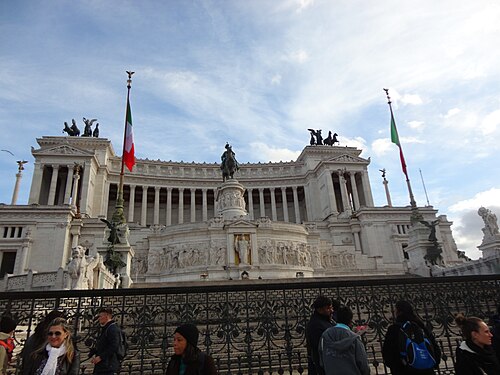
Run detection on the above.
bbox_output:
[112,71,134,225]
[384,88,422,223]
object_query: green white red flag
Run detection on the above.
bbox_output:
[390,111,408,179]
[123,98,135,172]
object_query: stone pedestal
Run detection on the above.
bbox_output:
[478,236,500,258]
[216,180,247,220]
[114,244,135,288]
[406,222,443,277]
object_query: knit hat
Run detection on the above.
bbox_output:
[0,316,17,333]
[174,324,199,348]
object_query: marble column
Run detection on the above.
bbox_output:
[304,183,312,222]
[202,189,208,222]
[361,170,375,206]
[128,185,136,222]
[281,187,289,222]
[259,188,265,217]
[178,188,184,224]
[63,165,74,204]
[79,162,91,214]
[325,172,338,214]
[141,186,148,226]
[166,187,172,225]
[247,188,254,220]
[70,167,81,209]
[349,172,360,210]
[190,188,196,223]
[338,170,350,211]
[154,186,160,225]
[28,162,43,204]
[270,188,277,221]
[47,165,60,205]
[292,186,301,224]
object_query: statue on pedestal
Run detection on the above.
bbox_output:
[478,207,500,243]
[221,143,239,182]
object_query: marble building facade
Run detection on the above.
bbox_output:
[0,136,466,289]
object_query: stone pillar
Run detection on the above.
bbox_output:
[247,188,254,220]
[47,165,60,205]
[166,187,172,225]
[217,180,247,220]
[281,187,289,222]
[101,182,110,217]
[361,170,374,207]
[202,189,208,222]
[154,186,160,225]
[141,186,148,226]
[28,162,43,204]
[11,171,23,205]
[325,172,338,214]
[338,170,350,212]
[270,188,277,221]
[79,162,91,214]
[128,185,136,222]
[304,183,312,221]
[178,188,184,224]
[292,186,301,224]
[259,188,266,217]
[383,178,392,207]
[71,166,81,209]
[349,172,360,210]
[189,188,195,223]
[63,165,74,204]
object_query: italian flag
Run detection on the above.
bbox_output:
[123,99,135,172]
[390,111,408,179]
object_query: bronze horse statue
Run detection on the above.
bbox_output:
[323,131,339,146]
[221,144,239,182]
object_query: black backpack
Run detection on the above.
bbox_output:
[398,321,437,370]
[106,322,128,361]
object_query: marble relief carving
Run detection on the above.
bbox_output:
[257,240,312,267]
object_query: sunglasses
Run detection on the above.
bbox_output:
[47,331,63,337]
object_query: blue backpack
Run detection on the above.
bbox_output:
[398,321,436,370]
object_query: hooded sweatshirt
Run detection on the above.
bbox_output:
[0,332,12,375]
[319,324,370,375]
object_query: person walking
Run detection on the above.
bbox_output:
[24,317,80,375]
[382,300,440,375]
[319,305,370,375]
[89,308,121,375]
[455,314,499,375]
[20,310,65,375]
[165,324,217,375]
[305,296,336,375]
[0,316,17,375]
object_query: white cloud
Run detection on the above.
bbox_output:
[408,121,424,130]
[371,138,393,156]
[271,74,282,85]
[480,109,500,135]
[248,143,301,162]
[444,108,461,118]
[296,0,314,13]
[449,188,500,212]
[400,94,423,105]
[288,49,309,64]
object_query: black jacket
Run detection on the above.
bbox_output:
[24,349,80,375]
[305,311,335,374]
[455,340,500,375]
[90,320,121,373]
[165,353,218,375]
[382,318,440,375]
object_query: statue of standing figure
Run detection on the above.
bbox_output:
[221,143,239,182]
[478,207,500,242]
[235,234,250,264]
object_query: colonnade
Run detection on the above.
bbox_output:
[325,169,374,214]
[106,184,308,227]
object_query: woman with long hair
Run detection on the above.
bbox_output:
[25,317,80,375]
[165,324,217,375]
[20,310,65,375]
[382,300,441,374]
[455,314,499,374]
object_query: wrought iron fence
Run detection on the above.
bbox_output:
[1,274,499,374]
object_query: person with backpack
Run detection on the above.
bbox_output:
[318,305,370,375]
[165,324,217,375]
[89,307,123,375]
[455,314,499,375]
[24,317,80,375]
[0,316,17,375]
[382,300,440,375]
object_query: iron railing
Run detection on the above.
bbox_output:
[1,274,499,374]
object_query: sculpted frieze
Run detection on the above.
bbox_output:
[322,247,356,269]
[257,239,312,267]
[147,242,210,274]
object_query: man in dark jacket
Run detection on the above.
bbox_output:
[90,307,121,375]
[305,296,336,375]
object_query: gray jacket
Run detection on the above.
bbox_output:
[319,324,370,375]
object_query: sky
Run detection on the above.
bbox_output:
[1,0,499,259]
